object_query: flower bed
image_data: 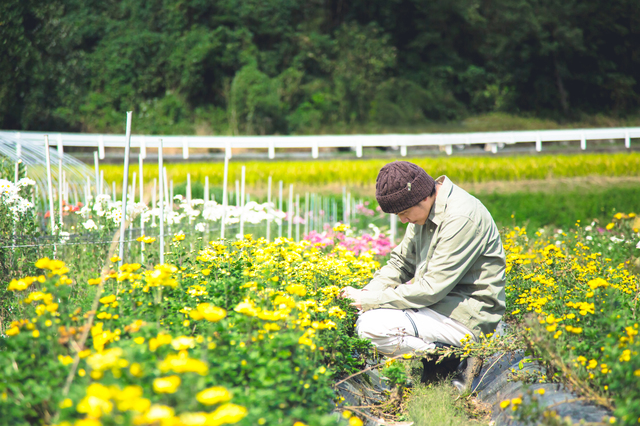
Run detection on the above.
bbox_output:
[495,213,640,424]
[1,236,379,425]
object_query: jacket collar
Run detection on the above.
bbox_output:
[428,175,451,227]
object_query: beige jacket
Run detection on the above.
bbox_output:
[360,176,506,338]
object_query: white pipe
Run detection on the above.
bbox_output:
[163,167,170,216]
[131,172,137,203]
[118,111,133,266]
[239,166,245,237]
[288,184,293,239]
[58,141,64,226]
[44,135,56,233]
[278,180,283,238]
[139,155,145,263]
[158,139,165,264]
[295,193,300,241]
[266,175,272,242]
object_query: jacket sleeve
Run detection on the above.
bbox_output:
[362,224,417,292]
[360,216,485,311]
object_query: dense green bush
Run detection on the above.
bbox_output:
[3,0,640,134]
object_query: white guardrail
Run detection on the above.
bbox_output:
[1,127,638,160]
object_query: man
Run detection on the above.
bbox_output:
[341,161,506,356]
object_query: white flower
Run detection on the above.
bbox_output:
[195,223,206,232]
[83,219,98,230]
[636,241,640,249]
[584,226,592,232]
[16,178,35,187]
[586,236,593,241]
[610,236,624,243]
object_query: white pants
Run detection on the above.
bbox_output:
[355,307,474,356]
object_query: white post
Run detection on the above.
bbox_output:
[94,151,100,198]
[625,131,631,149]
[62,171,67,205]
[278,180,283,238]
[58,141,64,226]
[131,172,137,203]
[581,133,586,150]
[98,135,105,159]
[295,194,300,241]
[14,162,19,184]
[163,167,170,215]
[44,136,56,233]
[204,176,209,203]
[158,139,165,264]
[288,184,293,239]
[346,192,351,226]
[239,166,246,237]
[221,156,229,240]
[118,111,133,267]
[139,155,145,264]
[182,137,189,159]
[266,176,272,242]
[100,170,104,195]
[112,181,116,202]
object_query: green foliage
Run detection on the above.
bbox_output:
[476,185,640,231]
[4,0,640,133]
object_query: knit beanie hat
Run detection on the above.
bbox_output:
[375,161,435,214]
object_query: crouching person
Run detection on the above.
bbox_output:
[340,161,506,377]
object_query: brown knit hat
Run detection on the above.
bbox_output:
[375,161,435,213]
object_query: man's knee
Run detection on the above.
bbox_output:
[355,311,385,340]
